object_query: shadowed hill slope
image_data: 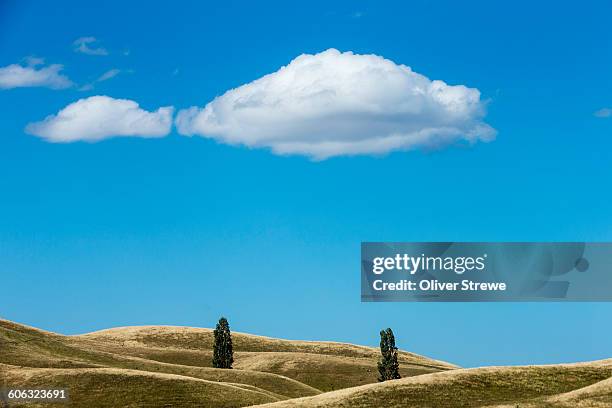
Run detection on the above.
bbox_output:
[543,376,612,407]
[487,375,612,408]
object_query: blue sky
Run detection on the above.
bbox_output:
[1,0,611,367]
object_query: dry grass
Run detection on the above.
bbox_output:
[0,319,319,399]
[250,360,612,408]
[79,325,455,369]
[0,363,277,408]
[5,318,607,408]
[544,376,612,407]
[0,318,454,406]
[486,375,612,408]
[234,351,441,392]
[72,324,454,391]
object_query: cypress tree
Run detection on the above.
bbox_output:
[377,329,389,381]
[377,328,401,381]
[212,317,234,369]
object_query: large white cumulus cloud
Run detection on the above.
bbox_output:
[26,96,174,142]
[176,49,495,159]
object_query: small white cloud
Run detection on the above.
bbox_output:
[73,37,108,56]
[175,49,495,159]
[0,62,73,90]
[594,108,612,118]
[26,95,173,142]
[352,11,365,18]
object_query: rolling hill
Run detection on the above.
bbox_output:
[250,360,612,408]
[2,319,610,407]
[1,364,278,408]
[76,325,454,391]
[0,319,455,407]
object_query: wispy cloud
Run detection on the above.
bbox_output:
[97,68,121,82]
[594,108,612,118]
[351,11,365,18]
[0,61,73,90]
[73,37,108,56]
[79,68,122,91]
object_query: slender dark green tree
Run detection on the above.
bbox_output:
[212,317,234,369]
[377,328,401,381]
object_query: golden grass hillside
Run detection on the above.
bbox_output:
[488,375,612,408]
[75,325,456,391]
[0,363,278,408]
[543,376,612,407]
[0,319,320,400]
[0,318,456,406]
[2,319,610,407]
[79,325,454,367]
[251,360,612,408]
